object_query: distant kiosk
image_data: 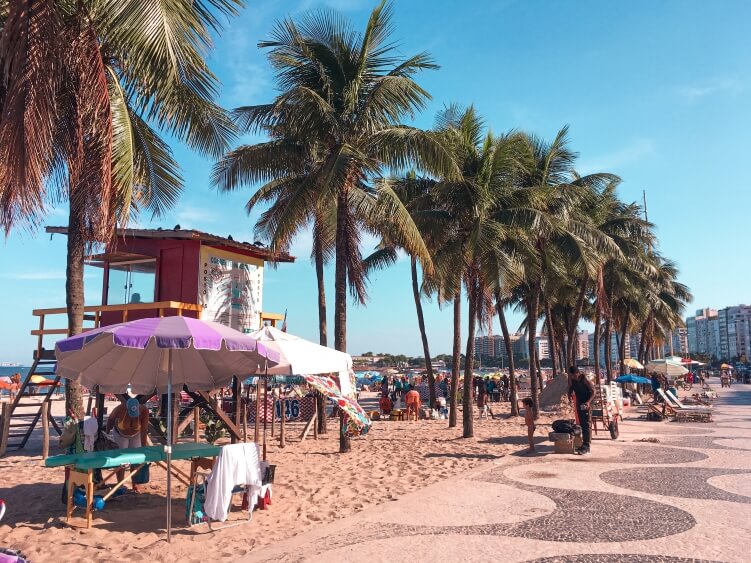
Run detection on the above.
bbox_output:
[0,227,294,454]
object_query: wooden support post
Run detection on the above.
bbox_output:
[0,402,10,457]
[242,403,248,442]
[279,394,286,449]
[254,381,261,444]
[313,396,319,440]
[271,392,275,437]
[194,406,200,443]
[262,382,268,461]
[41,401,50,460]
[172,395,179,444]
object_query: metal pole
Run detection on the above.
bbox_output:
[166,349,173,543]
[262,363,268,460]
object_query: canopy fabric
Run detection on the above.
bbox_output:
[55,317,270,394]
[646,359,689,377]
[623,358,644,370]
[303,373,370,437]
[615,374,651,384]
[247,326,353,395]
[721,363,733,370]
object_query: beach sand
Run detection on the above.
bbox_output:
[0,393,560,562]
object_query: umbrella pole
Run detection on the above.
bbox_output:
[166,349,173,544]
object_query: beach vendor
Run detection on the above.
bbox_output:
[105,398,150,491]
[567,366,594,456]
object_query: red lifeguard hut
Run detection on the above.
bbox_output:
[0,227,294,453]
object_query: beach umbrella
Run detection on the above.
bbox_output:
[623,358,644,370]
[646,358,689,377]
[721,363,733,370]
[615,374,651,384]
[55,316,271,542]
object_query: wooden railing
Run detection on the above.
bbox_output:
[31,302,283,353]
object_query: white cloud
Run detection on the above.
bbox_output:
[578,138,657,174]
[678,77,744,102]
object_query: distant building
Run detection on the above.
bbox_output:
[575,330,590,361]
[474,332,529,362]
[686,308,718,356]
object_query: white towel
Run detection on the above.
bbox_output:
[82,416,98,452]
[204,443,263,522]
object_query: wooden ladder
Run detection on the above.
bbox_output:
[1,349,62,452]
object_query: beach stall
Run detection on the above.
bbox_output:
[1,227,293,454]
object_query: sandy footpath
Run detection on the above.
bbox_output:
[0,393,558,562]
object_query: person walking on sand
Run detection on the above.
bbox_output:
[522,397,538,452]
[568,365,594,455]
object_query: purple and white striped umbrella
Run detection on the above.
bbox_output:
[55,316,271,394]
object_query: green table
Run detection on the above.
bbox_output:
[46,442,222,528]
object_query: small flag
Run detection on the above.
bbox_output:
[281,309,288,332]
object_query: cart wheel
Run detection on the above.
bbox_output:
[609,419,619,440]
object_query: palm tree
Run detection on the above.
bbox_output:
[212,1,456,451]
[0,0,238,417]
[428,106,532,438]
[513,127,622,407]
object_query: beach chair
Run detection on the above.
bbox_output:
[657,390,712,423]
[194,443,270,530]
[666,390,714,410]
[658,389,712,413]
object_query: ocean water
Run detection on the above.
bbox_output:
[0,366,30,378]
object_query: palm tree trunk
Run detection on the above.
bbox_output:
[544,303,557,376]
[334,190,350,453]
[593,306,601,382]
[604,316,613,383]
[462,279,477,439]
[411,257,436,408]
[496,296,518,416]
[527,285,540,409]
[567,279,588,366]
[449,288,461,428]
[314,236,328,434]
[65,202,86,419]
[619,304,630,376]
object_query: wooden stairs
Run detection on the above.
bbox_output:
[1,349,62,453]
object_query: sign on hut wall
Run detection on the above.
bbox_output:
[199,247,264,333]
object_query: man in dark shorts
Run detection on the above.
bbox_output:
[568,366,595,455]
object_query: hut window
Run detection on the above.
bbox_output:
[107,259,157,305]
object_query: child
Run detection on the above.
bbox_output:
[522,397,538,452]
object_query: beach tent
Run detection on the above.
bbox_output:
[245,326,368,436]
[646,358,688,377]
[623,358,644,370]
[55,317,273,542]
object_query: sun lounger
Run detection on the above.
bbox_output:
[658,389,713,413]
[666,390,714,409]
[46,443,221,528]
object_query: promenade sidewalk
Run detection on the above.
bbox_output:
[242,379,751,563]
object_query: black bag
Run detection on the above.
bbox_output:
[94,431,119,451]
[132,463,150,485]
[552,419,582,436]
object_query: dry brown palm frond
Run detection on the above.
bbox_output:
[0,0,61,233]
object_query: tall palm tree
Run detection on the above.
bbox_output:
[0,0,238,416]
[513,127,622,407]
[212,1,456,451]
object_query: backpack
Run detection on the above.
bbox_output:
[186,483,206,525]
[551,419,582,436]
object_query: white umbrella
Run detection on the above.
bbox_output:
[646,358,689,377]
[247,326,353,394]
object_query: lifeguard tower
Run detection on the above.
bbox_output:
[0,227,294,453]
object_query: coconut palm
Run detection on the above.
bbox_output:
[212,0,456,451]
[0,0,238,416]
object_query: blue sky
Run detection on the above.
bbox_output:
[1,0,750,363]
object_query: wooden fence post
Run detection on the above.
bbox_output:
[0,402,9,457]
[41,401,50,460]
